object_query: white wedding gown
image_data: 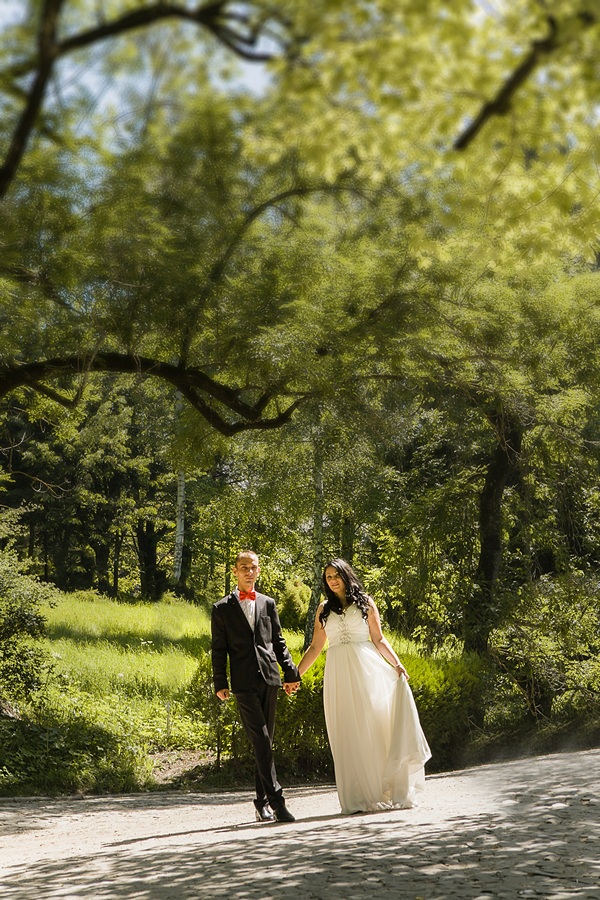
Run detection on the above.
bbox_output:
[323,603,431,814]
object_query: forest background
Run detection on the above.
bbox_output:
[1,0,600,795]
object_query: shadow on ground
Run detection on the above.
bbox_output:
[1,752,599,899]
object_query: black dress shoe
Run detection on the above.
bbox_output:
[254,804,274,822]
[273,804,295,823]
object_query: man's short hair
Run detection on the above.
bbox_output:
[234,549,259,565]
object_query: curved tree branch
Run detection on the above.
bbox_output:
[0,351,306,436]
[57,2,277,60]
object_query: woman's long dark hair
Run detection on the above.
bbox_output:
[319,558,370,625]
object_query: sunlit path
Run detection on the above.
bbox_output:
[1,749,599,899]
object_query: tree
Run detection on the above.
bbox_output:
[391,267,600,652]
[0,376,183,598]
[2,2,598,211]
[0,0,288,199]
[1,2,598,431]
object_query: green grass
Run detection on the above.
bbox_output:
[43,591,212,655]
[47,638,198,699]
[42,589,209,702]
[39,592,213,747]
[7,589,597,797]
[0,592,217,796]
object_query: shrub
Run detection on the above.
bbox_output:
[403,652,488,771]
[0,710,152,796]
[277,580,311,631]
[0,549,56,708]
[186,648,332,784]
[185,644,488,781]
[273,655,332,781]
[491,573,600,722]
[186,653,253,777]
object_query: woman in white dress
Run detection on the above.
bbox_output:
[298,559,431,814]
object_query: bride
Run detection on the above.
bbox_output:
[298,558,431,814]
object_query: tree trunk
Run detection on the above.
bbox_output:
[93,540,111,595]
[43,527,49,582]
[304,438,324,651]
[340,517,354,563]
[224,529,231,596]
[135,519,166,601]
[463,416,522,654]
[112,530,123,597]
[172,470,186,585]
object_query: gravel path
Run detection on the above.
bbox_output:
[1,748,599,898]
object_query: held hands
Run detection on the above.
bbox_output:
[217,684,300,699]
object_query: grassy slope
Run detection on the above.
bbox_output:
[4,591,598,796]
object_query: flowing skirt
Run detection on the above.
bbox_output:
[323,641,431,814]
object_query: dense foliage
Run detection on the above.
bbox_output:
[0,511,57,712]
[1,2,600,791]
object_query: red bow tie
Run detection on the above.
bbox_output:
[239,590,256,601]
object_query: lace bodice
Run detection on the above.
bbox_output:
[324,602,370,646]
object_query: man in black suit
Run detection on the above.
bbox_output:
[211,549,300,823]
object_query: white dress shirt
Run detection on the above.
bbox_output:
[236,588,256,629]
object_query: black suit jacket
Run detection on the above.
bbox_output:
[211,591,300,693]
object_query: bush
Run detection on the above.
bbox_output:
[185,647,332,784]
[0,712,152,796]
[0,549,56,708]
[185,644,489,781]
[186,653,253,778]
[491,573,600,722]
[277,580,311,631]
[409,652,488,771]
[273,655,332,780]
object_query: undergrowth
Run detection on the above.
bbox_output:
[2,588,600,796]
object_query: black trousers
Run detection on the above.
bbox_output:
[235,681,284,810]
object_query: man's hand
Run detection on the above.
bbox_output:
[216,688,231,701]
[283,681,300,695]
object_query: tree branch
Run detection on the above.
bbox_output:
[454,10,597,150]
[454,15,559,150]
[57,3,277,61]
[0,0,64,199]
[210,180,360,285]
[178,177,362,361]
[0,2,283,200]
[26,381,84,408]
[0,351,306,435]
[0,263,76,311]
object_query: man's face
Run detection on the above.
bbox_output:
[233,554,260,591]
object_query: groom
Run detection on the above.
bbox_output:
[211,549,300,823]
